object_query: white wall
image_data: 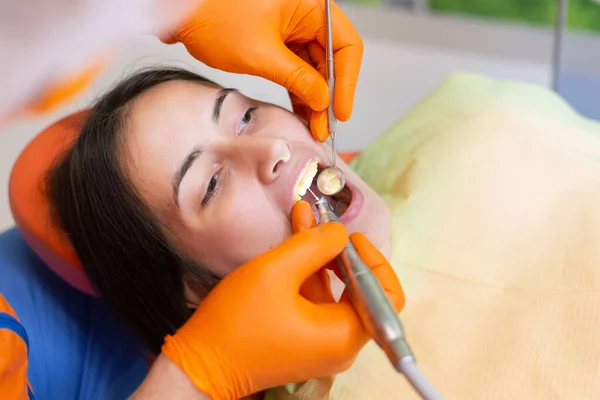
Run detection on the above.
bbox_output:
[0,8,551,231]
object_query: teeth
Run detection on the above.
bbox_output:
[293,160,318,201]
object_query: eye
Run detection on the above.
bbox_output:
[238,107,257,134]
[202,173,220,205]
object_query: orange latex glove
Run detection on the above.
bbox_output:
[162,203,404,399]
[0,294,31,400]
[292,200,405,309]
[16,56,110,122]
[161,0,363,142]
[26,59,107,115]
[162,221,360,399]
[1,59,107,127]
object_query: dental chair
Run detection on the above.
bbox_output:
[1,112,148,399]
[0,111,359,399]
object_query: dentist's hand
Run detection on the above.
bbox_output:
[161,0,363,142]
[161,219,368,400]
[292,200,405,310]
[25,59,108,115]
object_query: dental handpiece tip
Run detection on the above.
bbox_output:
[306,187,319,200]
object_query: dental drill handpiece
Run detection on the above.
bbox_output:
[314,196,413,365]
[309,192,444,400]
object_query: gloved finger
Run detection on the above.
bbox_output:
[332,42,363,122]
[333,270,351,304]
[289,98,328,143]
[307,41,327,78]
[291,200,317,233]
[268,222,348,289]
[261,42,330,113]
[315,300,371,361]
[290,92,311,123]
[292,201,341,303]
[315,3,363,122]
[303,42,331,141]
[26,57,108,115]
[309,110,330,143]
[300,267,335,303]
[288,45,312,123]
[349,233,405,311]
[290,43,329,141]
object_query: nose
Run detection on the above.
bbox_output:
[229,136,292,184]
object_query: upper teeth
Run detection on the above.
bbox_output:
[294,160,318,201]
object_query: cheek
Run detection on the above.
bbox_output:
[357,189,391,247]
[343,167,392,250]
[191,196,293,276]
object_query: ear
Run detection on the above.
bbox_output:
[183,280,209,309]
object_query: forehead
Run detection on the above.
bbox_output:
[122,80,220,208]
[127,79,220,133]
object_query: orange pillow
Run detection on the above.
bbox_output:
[8,110,97,296]
[338,151,359,164]
[8,109,360,296]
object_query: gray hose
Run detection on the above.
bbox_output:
[398,357,444,400]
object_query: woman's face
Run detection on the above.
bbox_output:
[123,80,390,282]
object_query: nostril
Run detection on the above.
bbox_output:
[273,160,283,174]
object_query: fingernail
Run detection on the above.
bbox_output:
[313,94,329,111]
[317,128,329,142]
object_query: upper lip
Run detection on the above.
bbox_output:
[289,156,326,207]
[286,156,361,224]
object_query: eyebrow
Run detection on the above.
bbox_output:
[212,88,238,123]
[173,146,203,207]
[172,88,238,207]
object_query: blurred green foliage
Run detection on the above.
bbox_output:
[428,0,600,32]
[342,0,382,5]
[342,0,600,32]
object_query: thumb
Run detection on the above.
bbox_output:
[269,222,347,288]
[265,42,330,112]
[300,267,335,304]
[291,200,317,233]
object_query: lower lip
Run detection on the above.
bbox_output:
[339,181,363,224]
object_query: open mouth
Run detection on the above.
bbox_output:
[293,160,353,219]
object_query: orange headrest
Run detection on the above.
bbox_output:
[9,110,98,296]
[338,151,359,164]
[8,110,360,297]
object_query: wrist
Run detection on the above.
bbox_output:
[161,334,234,400]
[154,0,206,44]
[152,0,200,43]
[132,354,210,400]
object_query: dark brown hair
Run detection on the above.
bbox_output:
[47,67,222,354]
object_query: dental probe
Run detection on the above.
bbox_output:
[305,189,443,400]
[315,0,347,197]
[325,0,337,164]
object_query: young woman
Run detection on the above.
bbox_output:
[45,67,392,398]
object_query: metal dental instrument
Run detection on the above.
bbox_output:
[315,0,347,197]
[306,189,443,400]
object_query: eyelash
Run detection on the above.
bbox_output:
[203,107,257,205]
[202,172,221,205]
[238,106,258,134]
